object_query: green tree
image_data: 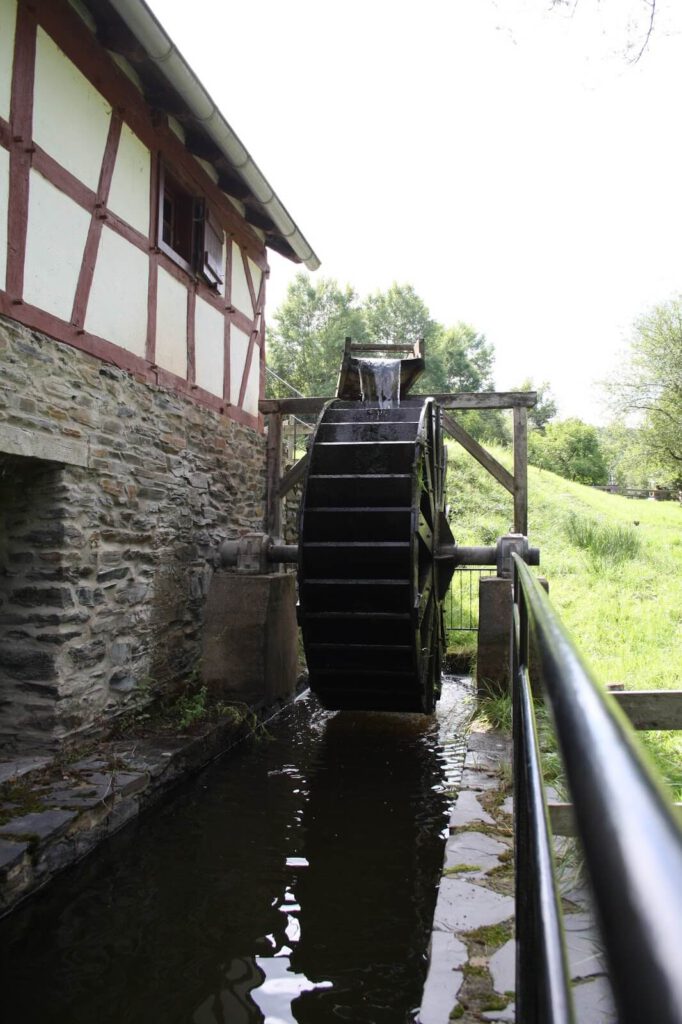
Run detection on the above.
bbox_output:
[267,273,366,396]
[598,420,651,489]
[529,418,608,484]
[420,323,495,395]
[362,283,439,351]
[514,378,557,432]
[606,297,682,485]
[267,277,505,447]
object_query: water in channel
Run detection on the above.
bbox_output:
[0,690,455,1024]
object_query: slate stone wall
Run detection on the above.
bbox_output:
[0,315,266,752]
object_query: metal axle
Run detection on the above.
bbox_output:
[220,533,539,577]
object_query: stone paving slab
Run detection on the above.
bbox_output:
[489,939,515,994]
[0,809,77,843]
[433,877,514,933]
[40,782,113,809]
[449,790,495,829]
[0,839,29,871]
[564,914,606,980]
[444,831,508,876]
[419,932,466,1024]
[419,709,617,1024]
[572,976,617,1022]
[459,767,501,791]
[0,757,52,786]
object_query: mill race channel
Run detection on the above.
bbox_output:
[0,681,469,1023]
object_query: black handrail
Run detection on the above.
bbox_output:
[512,553,682,1024]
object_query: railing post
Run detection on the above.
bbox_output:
[265,411,283,539]
[512,557,575,1023]
[513,406,528,535]
[512,562,531,1019]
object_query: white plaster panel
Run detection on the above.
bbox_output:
[242,344,261,417]
[23,169,90,321]
[194,296,224,397]
[155,266,187,378]
[230,325,250,405]
[33,28,111,191]
[107,122,150,236]
[231,241,253,316]
[85,226,148,356]
[0,146,8,291]
[248,258,263,306]
[0,0,17,121]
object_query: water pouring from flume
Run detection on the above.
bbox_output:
[356,358,401,409]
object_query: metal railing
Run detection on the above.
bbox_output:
[512,554,682,1024]
[445,567,494,634]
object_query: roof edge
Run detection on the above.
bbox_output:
[112,0,320,270]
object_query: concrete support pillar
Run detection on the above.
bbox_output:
[202,572,298,706]
[476,576,513,696]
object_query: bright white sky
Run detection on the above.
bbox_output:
[147,0,682,421]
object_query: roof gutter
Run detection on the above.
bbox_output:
[112,0,320,271]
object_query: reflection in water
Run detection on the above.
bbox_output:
[0,692,450,1024]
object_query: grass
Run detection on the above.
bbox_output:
[562,512,641,569]
[446,441,682,796]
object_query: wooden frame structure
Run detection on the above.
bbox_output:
[261,391,536,541]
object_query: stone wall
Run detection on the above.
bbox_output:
[0,315,266,752]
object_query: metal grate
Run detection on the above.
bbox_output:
[445,567,495,634]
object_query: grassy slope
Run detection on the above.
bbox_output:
[445,442,682,792]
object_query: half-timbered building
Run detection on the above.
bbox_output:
[0,0,318,750]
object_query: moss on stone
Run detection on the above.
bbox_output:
[444,863,481,875]
[463,919,513,954]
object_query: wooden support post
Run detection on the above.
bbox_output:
[513,406,528,535]
[265,412,283,538]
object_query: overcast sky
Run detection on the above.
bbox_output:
[147,0,682,421]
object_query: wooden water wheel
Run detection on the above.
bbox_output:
[298,396,455,713]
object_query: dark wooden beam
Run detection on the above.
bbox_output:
[259,392,537,415]
[263,234,300,263]
[244,207,277,232]
[217,168,251,200]
[183,127,223,164]
[442,413,514,494]
[426,391,537,409]
[278,453,309,498]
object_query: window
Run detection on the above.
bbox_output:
[161,172,194,265]
[158,164,224,288]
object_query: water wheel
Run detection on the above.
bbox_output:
[298,397,455,713]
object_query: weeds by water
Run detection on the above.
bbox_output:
[474,691,564,791]
[111,677,268,744]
